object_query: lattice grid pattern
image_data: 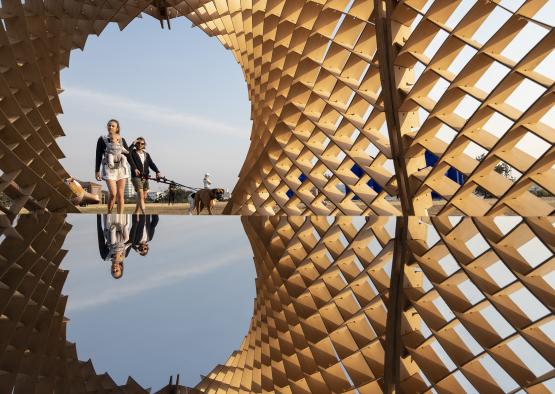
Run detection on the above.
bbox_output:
[0,214,147,393]
[0,0,554,393]
[196,216,554,393]
[0,0,552,215]
[0,215,552,393]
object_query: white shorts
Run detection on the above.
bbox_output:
[101,162,129,181]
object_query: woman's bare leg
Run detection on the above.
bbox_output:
[106,180,117,213]
[133,190,140,214]
[142,189,147,213]
[135,189,146,214]
[116,179,126,214]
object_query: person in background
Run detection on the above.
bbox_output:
[168,182,177,205]
[128,137,162,215]
[203,173,212,189]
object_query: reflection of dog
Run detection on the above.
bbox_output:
[192,188,224,215]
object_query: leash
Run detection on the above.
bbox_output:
[143,175,226,202]
[142,175,201,192]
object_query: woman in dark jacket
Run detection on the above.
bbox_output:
[128,137,162,214]
[95,119,136,214]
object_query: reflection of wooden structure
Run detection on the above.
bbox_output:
[197,217,554,393]
[0,215,552,392]
[0,1,552,215]
[0,214,146,392]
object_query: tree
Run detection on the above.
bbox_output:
[0,193,12,210]
[155,187,192,203]
[529,185,552,197]
[474,153,514,198]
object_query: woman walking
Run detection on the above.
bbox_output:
[129,137,162,214]
[95,119,134,214]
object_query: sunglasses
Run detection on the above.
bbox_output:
[136,142,145,146]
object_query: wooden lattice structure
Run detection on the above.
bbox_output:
[0,215,553,392]
[0,0,554,393]
[0,0,552,215]
[196,216,555,393]
[0,214,149,393]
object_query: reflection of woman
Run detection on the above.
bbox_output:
[126,214,159,257]
[97,214,131,279]
[95,119,135,214]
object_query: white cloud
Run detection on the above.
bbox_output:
[61,85,247,137]
[66,246,249,311]
[56,85,251,190]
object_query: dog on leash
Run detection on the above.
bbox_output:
[187,188,224,215]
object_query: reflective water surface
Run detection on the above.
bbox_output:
[1,214,553,393]
[61,214,255,389]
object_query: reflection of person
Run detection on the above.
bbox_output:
[126,214,159,257]
[129,137,162,215]
[95,119,134,214]
[97,214,131,279]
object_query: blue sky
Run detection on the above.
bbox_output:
[58,17,251,192]
[61,215,255,390]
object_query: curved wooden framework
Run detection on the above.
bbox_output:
[0,0,552,215]
[0,0,553,393]
[0,215,553,392]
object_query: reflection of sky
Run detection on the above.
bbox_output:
[61,215,255,390]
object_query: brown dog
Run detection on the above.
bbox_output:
[194,188,224,215]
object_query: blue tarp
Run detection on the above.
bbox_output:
[286,152,464,200]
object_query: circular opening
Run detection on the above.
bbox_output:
[57,18,250,194]
[62,215,255,388]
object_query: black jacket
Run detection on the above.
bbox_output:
[95,136,134,173]
[128,147,160,178]
[126,214,159,257]
[97,215,159,259]
[97,215,109,260]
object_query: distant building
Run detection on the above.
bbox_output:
[101,190,109,204]
[124,178,136,199]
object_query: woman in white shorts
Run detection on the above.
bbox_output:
[95,119,135,214]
